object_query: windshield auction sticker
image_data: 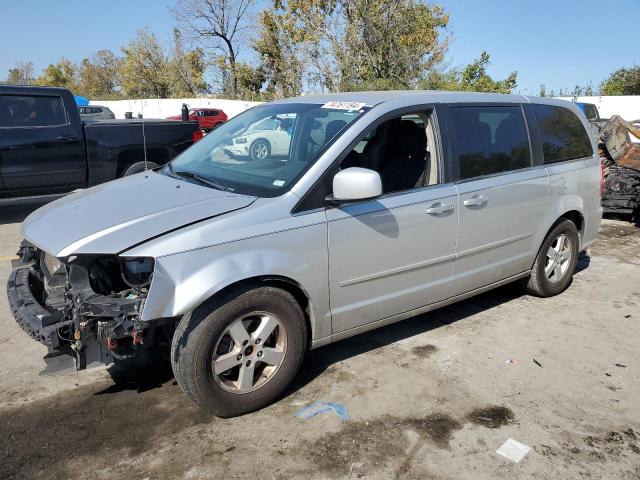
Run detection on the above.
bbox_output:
[321,101,367,111]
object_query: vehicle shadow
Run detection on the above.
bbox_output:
[284,282,526,399]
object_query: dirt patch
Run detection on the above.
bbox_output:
[306,413,462,476]
[582,428,640,460]
[465,406,514,429]
[588,221,640,265]
[0,363,212,480]
[411,344,438,358]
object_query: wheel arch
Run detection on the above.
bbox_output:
[202,275,314,350]
[528,209,585,270]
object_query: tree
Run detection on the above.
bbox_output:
[120,30,172,98]
[600,66,640,96]
[253,7,304,99]
[539,84,547,97]
[77,50,122,98]
[6,61,34,85]
[257,0,449,94]
[170,29,210,96]
[173,0,256,98]
[421,51,517,94]
[34,59,77,90]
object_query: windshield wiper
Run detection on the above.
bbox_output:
[173,170,233,192]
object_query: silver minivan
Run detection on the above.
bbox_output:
[9,91,601,416]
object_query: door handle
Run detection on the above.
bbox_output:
[463,194,488,208]
[56,135,80,142]
[426,202,454,215]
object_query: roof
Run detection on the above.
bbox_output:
[272,90,577,109]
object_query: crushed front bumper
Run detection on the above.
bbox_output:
[6,243,155,372]
[7,267,72,349]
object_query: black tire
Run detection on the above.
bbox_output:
[249,139,270,161]
[521,219,579,297]
[121,161,159,177]
[171,284,307,417]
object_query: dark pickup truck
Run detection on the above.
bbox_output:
[0,85,202,200]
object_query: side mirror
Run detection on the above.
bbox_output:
[328,167,382,204]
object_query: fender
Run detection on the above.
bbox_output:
[140,222,331,341]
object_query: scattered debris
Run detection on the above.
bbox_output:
[533,359,543,368]
[295,401,350,421]
[496,438,531,463]
[600,116,640,172]
[615,363,627,368]
[505,358,520,365]
[599,116,640,220]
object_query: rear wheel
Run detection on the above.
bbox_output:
[121,161,158,177]
[171,285,307,417]
[522,219,579,297]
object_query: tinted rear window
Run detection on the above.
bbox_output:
[532,104,593,163]
[448,105,531,180]
[1,95,67,127]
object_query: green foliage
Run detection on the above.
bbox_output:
[77,50,122,99]
[255,0,449,96]
[170,29,210,97]
[253,7,303,99]
[600,66,640,96]
[120,30,172,98]
[34,59,77,90]
[422,51,517,94]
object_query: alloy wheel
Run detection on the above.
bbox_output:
[211,312,287,394]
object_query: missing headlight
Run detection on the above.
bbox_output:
[120,257,154,287]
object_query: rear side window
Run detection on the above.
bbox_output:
[532,104,593,163]
[0,95,67,127]
[448,105,531,180]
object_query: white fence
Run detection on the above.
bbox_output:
[555,96,640,120]
[89,97,262,120]
[90,94,640,122]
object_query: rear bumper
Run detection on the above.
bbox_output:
[7,267,71,350]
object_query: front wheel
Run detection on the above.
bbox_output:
[249,139,270,161]
[171,285,307,417]
[521,219,579,297]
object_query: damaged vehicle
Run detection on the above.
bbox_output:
[8,92,601,417]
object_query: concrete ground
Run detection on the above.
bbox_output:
[0,202,639,480]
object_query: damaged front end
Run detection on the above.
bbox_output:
[7,241,171,372]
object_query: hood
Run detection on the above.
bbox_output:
[22,171,256,257]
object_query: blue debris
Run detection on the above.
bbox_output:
[295,401,350,421]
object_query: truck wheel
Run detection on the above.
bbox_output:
[121,161,159,177]
[249,139,270,161]
[171,284,307,417]
[521,219,579,297]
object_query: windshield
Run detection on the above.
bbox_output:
[165,102,368,197]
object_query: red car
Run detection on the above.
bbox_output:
[167,108,228,131]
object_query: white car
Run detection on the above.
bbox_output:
[225,116,294,160]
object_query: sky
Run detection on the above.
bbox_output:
[1,0,638,95]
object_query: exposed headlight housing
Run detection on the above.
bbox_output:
[235,137,247,144]
[120,257,154,287]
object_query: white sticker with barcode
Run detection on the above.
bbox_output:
[321,101,366,111]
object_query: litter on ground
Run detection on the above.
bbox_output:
[496,438,531,463]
